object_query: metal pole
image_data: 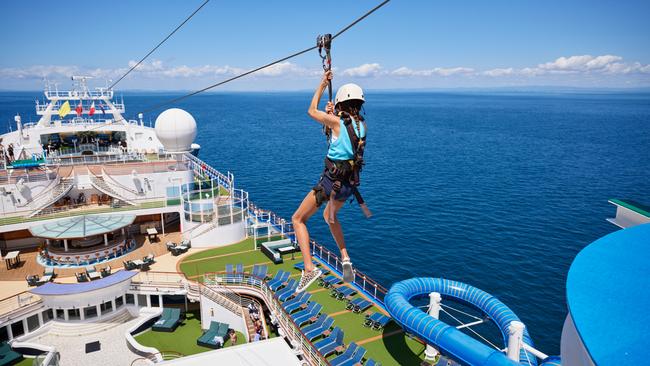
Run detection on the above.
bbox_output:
[424,292,442,360]
[507,321,525,361]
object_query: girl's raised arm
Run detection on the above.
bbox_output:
[307,71,340,130]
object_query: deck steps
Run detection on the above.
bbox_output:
[88,174,137,206]
[46,310,133,337]
[28,179,74,217]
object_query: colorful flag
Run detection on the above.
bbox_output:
[89,102,96,116]
[58,101,71,118]
[75,103,83,116]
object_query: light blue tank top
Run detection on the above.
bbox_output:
[326,117,366,161]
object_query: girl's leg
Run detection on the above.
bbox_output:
[323,199,350,261]
[291,191,320,272]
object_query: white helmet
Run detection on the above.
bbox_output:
[335,83,365,106]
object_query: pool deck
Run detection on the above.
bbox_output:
[0,230,184,299]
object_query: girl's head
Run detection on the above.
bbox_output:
[335,83,365,121]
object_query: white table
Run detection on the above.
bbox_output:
[4,251,20,269]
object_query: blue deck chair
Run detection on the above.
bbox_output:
[284,292,311,313]
[372,314,391,330]
[365,359,380,366]
[235,263,244,282]
[293,303,322,327]
[225,264,235,283]
[268,271,290,291]
[301,314,326,333]
[256,265,268,279]
[335,344,367,366]
[303,315,334,341]
[320,275,342,288]
[348,298,372,313]
[314,327,344,357]
[364,312,381,327]
[330,342,362,366]
[294,260,320,271]
[276,279,298,301]
[332,286,357,300]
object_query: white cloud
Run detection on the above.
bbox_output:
[391,66,474,77]
[342,63,382,77]
[1,54,648,90]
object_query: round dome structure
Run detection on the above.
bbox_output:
[154,108,197,153]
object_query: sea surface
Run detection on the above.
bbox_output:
[1,90,649,355]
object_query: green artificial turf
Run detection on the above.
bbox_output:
[134,310,245,357]
[178,241,428,365]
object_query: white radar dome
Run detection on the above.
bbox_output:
[154,108,197,153]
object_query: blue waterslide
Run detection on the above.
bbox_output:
[385,278,538,366]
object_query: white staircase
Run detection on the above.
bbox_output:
[88,172,137,206]
[46,310,133,337]
[28,179,74,217]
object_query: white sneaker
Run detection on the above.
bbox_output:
[342,260,355,283]
[296,268,322,293]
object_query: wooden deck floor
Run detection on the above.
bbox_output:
[0,229,183,293]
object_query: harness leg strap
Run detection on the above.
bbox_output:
[328,180,342,224]
[353,188,372,218]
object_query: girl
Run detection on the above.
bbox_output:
[293,70,367,293]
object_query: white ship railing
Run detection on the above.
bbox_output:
[44,90,113,99]
[36,104,125,113]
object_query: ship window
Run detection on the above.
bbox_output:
[56,309,65,320]
[116,296,124,308]
[125,293,135,305]
[10,322,24,338]
[26,314,39,332]
[0,326,8,342]
[100,301,113,315]
[68,308,80,321]
[84,306,98,319]
[137,294,147,307]
[42,309,53,323]
[150,295,160,307]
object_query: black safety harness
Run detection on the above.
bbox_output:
[314,34,372,220]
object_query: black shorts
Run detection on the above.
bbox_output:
[313,174,354,207]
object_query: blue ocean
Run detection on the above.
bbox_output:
[1,90,648,354]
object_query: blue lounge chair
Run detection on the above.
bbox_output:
[347,298,373,313]
[332,286,357,300]
[303,315,334,341]
[248,264,268,285]
[284,292,311,313]
[320,275,342,288]
[314,327,344,357]
[197,321,230,349]
[294,260,319,271]
[276,279,298,301]
[364,312,381,327]
[293,303,322,327]
[368,313,391,330]
[365,359,380,366]
[330,342,365,366]
[225,264,235,283]
[0,342,23,365]
[268,270,290,291]
[152,308,182,332]
[234,263,244,281]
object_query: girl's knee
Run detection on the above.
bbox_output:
[292,212,305,225]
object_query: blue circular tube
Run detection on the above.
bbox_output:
[385,277,538,366]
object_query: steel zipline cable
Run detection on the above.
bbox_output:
[108,0,211,90]
[140,0,391,114]
[89,0,389,130]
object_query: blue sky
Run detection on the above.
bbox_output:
[1,0,649,90]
